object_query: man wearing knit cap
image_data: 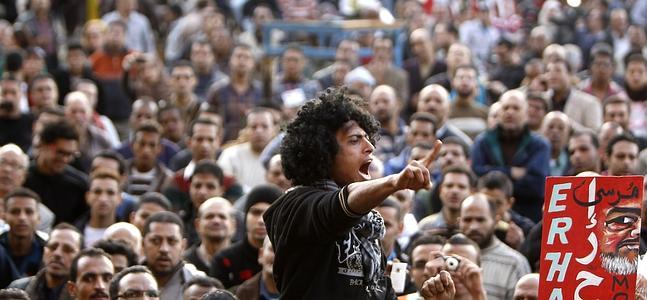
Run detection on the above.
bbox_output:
[209,184,282,289]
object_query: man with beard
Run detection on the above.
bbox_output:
[568,130,601,175]
[142,212,204,300]
[183,197,235,273]
[540,112,572,176]
[210,184,281,289]
[9,223,83,300]
[599,194,641,275]
[471,90,550,222]
[447,65,488,139]
[369,85,407,163]
[459,194,530,300]
[66,248,114,300]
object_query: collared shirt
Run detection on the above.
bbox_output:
[374,119,408,163]
[210,81,262,142]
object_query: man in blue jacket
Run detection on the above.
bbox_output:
[471,90,550,222]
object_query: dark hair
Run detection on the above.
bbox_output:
[410,112,437,131]
[442,136,470,159]
[28,73,56,93]
[0,288,30,300]
[109,266,154,300]
[407,234,447,259]
[69,248,112,281]
[93,239,138,268]
[624,52,646,69]
[157,104,182,120]
[477,171,513,199]
[67,42,84,53]
[89,169,121,186]
[39,120,79,145]
[547,58,572,73]
[134,120,162,137]
[4,51,23,72]
[606,133,638,157]
[441,165,476,188]
[182,276,224,292]
[188,118,218,137]
[378,197,403,221]
[94,150,127,175]
[453,64,478,77]
[50,222,84,250]
[602,95,631,116]
[446,233,481,265]
[142,211,184,237]
[4,187,41,209]
[190,160,224,186]
[281,87,380,185]
[496,38,515,49]
[171,60,195,73]
[136,192,172,211]
[570,129,599,149]
[199,290,236,300]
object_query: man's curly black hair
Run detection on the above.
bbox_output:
[280,87,380,186]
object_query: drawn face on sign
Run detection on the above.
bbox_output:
[600,198,641,275]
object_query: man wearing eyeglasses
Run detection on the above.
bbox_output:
[66,248,114,300]
[24,120,89,224]
[109,266,160,300]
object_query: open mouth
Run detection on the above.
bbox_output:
[359,160,372,178]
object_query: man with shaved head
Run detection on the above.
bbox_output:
[369,85,407,162]
[104,222,142,260]
[471,90,550,222]
[513,273,539,300]
[64,91,112,171]
[540,111,572,175]
[184,197,235,273]
[417,84,472,146]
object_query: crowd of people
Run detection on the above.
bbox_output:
[0,0,646,299]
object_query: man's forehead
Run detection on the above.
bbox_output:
[78,256,113,272]
[121,272,157,289]
[147,222,182,236]
[49,229,81,245]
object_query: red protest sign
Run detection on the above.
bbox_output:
[539,176,644,300]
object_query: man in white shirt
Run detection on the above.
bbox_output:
[218,108,277,191]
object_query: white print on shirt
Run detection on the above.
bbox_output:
[336,231,363,278]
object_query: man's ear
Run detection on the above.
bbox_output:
[508,197,515,207]
[66,281,77,298]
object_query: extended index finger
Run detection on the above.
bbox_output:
[420,140,443,169]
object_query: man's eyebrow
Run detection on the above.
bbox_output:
[607,207,642,215]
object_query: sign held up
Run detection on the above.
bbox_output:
[539,176,644,300]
